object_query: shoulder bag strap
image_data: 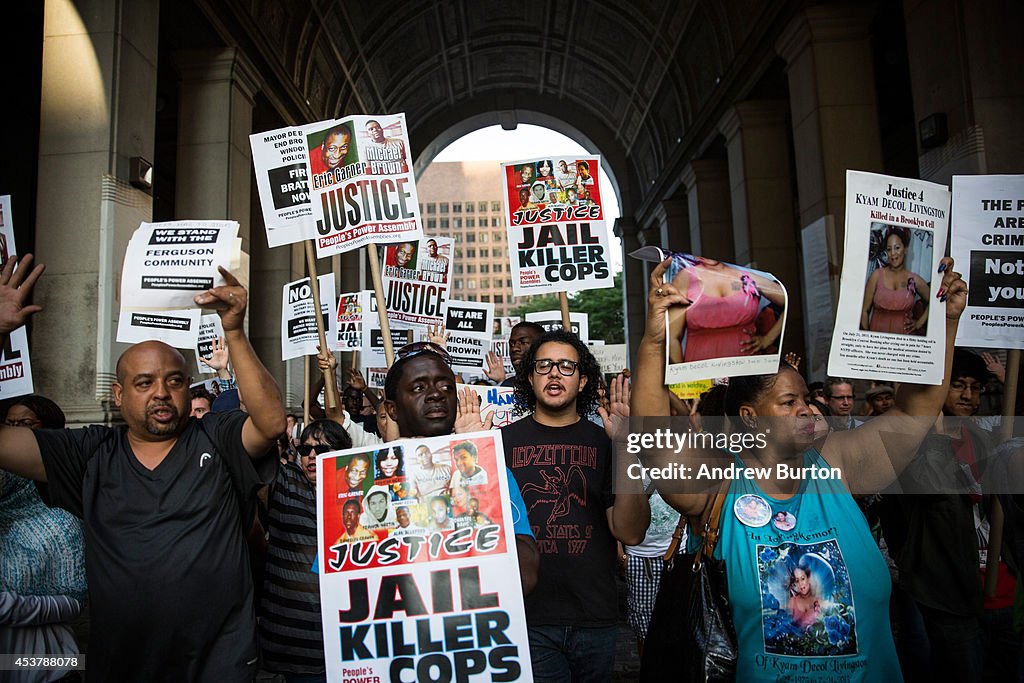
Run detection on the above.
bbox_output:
[691,480,731,572]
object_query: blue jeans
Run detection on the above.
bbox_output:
[528,624,617,683]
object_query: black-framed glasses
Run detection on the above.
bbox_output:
[396,341,452,366]
[297,443,335,458]
[533,359,579,376]
[950,380,984,394]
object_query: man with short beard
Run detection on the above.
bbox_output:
[0,257,286,682]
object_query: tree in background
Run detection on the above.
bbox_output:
[511,273,624,343]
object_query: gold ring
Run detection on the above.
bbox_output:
[656,288,664,297]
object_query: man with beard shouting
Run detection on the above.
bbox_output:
[0,255,286,683]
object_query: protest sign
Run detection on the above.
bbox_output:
[445,300,493,373]
[305,114,423,257]
[336,290,370,352]
[120,221,239,309]
[587,343,628,375]
[631,246,789,384]
[951,175,1024,349]
[458,384,521,428]
[317,431,531,682]
[116,310,202,348]
[280,274,337,361]
[381,236,454,333]
[194,314,225,374]
[250,121,332,248]
[362,293,415,366]
[669,380,716,401]
[828,171,949,384]
[525,310,590,341]
[0,196,34,398]
[502,156,613,296]
[362,365,388,390]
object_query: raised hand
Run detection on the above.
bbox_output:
[346,367,367,391]
[936,257,968,321]
[642,258,689,346]
[484,351,507,383]
[454,386,495,434]
[199,336,230,371]
[784,352,802,371]
[426,323,449,348]
[599,372,631,440]
[981,351,1006,383]
[193,267,247,332]
[0,255,45,335]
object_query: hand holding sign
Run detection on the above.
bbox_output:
[641,258,689,347]
[937,256,968,321]
[0,255,44,335]
[193,266,247,332]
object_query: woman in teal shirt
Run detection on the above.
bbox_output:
[632,256,968,681]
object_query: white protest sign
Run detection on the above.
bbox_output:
[445,300,494,373]
[280,274,337,361]
[306,114,423,257]
[193,314,226,374]
[381,236,453,335]
[362,294,415,366]
[587,343,629,375]
[458,383,521,428]
[116,310,202,348]
[316,431,532,682]
[525,310,590,341]
[502,156,613,296]
[951,175,1024,349]
[120,221,239,309]
[0,196,34,398]
[250,121,334,248]
[828,171,949,384]
[631,246,789,383]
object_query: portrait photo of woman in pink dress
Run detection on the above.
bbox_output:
[860,224,931,335]
[666,253,787,364]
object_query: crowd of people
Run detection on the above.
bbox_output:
[0,250,1022,683]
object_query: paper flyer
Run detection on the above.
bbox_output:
[525,310,590,342]
[119,221,239,309]
[951,174,1024,349]
[828,171,950,384]
[631,246,788,384]
[586,343,628,375]
[249,121,331,248]
[0,195,34,398]
[306,114,423,257]
[116,310,202,348]
[280,274,338,361]
[316,431,532,682]
[501,156,613,296]
[194,313,226,374]
[444,300,494,373]
[381,236,454,334]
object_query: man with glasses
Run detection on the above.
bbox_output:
[261,419,351,682]
[824,377,862,430]
[501,329,650,682]
[880,349,999,679]
[382,340,540,595]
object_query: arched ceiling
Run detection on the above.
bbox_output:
[196,0,792,222]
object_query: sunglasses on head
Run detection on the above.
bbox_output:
[396,341,452,366]
[297,443,335,458]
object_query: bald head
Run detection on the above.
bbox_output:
[116,341,186,383]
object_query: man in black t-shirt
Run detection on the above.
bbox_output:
[502,329,649,682]
[0,258,286,682]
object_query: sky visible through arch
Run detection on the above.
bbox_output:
[432,124,624,273]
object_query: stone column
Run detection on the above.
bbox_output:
[617,218,647,358]
[776,3,883,243]
[719,100,804,357]
[661,196,690,254]
[173,48,261,248]
[681,160,734,262]
[34,0,160,425]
